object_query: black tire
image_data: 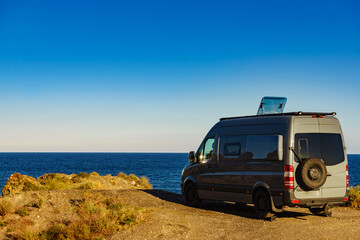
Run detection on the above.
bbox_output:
[296,158,327,191]
[184,183,201,207]
[308,204,332,217]
[253,189,273,219]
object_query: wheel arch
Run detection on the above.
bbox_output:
[252,181,271,199]
[252,181,283,213]
[184,175,197,188]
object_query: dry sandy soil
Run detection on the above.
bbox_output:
[1,189,359,240]
[110,190,360,240]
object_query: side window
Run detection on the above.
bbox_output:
[219,135,246,164]
[204,138,215,161]
[196,137,215,162]
[196,143,204,162]
[224,143,241,156]
[246,135,281,161]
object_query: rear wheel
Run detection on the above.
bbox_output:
[309,204,332,217]
[253,189,274,219]
[184,183,201,207]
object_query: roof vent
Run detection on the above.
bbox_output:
[257,96,287,115]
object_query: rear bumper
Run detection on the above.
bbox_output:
[290,197,348,207]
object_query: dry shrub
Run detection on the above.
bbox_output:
[0,221,8,227]
[117,172,128,179]
[139,176,152,189]
[37,173,72,190]
[30,192,143,240]
[117,172,152,189]
[89,172,99,176]
[0,199,13,216]
[9,218,35,239]
[349,186,360,209]
[15,207,30,217]
[41,222,68,240]
[26,198,44,209]
[2,173,41,196]
[78,183,93,190]
[128,174,140,182]
[21,231,39,240]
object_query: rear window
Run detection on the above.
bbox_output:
[295,133,344,166]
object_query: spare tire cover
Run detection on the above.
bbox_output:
[296,158,327,191]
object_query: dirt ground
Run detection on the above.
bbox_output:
[1,189,360,240]
[111,189,360,240]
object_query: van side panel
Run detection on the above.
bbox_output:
[212,121,288,204]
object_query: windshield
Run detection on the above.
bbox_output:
[294,133,344,166]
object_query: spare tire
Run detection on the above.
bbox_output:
[296,158,327,191]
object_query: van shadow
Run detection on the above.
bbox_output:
[141,189,311,220]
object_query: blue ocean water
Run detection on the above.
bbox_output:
[0,153,359,195]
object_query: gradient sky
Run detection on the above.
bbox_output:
[0,0,359,153]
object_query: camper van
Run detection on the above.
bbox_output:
[181,97,349,218]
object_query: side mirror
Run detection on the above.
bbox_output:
[189,151,195,163]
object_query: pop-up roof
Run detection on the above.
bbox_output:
[257,96,287,115]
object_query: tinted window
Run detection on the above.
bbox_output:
[219,135,246,164]
[196,138,214,162]
[224,143,241,156]
[204,138,215,161]
[246,135,280,161]
[295,133,344,166]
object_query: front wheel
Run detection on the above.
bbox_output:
[253,189,274,219]
[184,183,201,207]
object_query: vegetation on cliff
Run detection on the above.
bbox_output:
[0,172,151,239]
[349,186,360,209]
[2,172,151,196]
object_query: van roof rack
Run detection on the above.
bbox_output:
[220,112,336,121]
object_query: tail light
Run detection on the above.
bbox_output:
[346,164,349,188]
[284,165,294,189]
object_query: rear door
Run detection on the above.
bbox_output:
[293,117,347,199]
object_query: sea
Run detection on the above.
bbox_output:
[0,153,359,195]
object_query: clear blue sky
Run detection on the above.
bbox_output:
[0,0,359,153]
